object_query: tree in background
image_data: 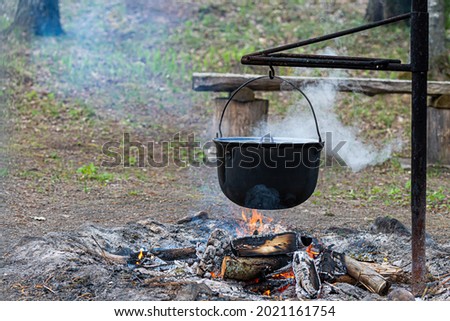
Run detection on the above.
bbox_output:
[365,0,448,80]
[9,0,64,36]
[428,0,448,79]
[365,0,411,22]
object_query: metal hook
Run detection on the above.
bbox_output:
[269,65,275,79]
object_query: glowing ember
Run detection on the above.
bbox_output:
[277,284,292,293]
[210,272,222,279]
[236,209,274,236]
[306,244,320,259]
[271,271,295,279]
[263,289,271,296]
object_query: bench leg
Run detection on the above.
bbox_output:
[214,89,268,137]
[427,95,450,166]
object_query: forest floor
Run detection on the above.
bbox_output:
[0,0,449,296]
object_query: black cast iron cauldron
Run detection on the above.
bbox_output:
[213,75,324,210]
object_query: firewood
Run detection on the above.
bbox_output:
[266,263,293,278]
[221,255,290,281]
[197,229,231,277]
[317,249,347,282]
[90,236,127,264]
[244,279,294,294]
[359,261,410,284]
[344,255,390,295]
[151,247,197,261]
[101,252,128,264]
[231,232,298,257]
[334,274,358,285]
[292,251,321,299]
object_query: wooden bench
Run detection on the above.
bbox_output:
[192,72,450,165]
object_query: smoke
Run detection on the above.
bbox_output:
[255,79,402,172]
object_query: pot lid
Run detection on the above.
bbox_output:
[213,136,321,144]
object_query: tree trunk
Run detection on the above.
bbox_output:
[428,0,448,80]
[365,0,411,22]
[11,0,64,36]
[364,0,384,22]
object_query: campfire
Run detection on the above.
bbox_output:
[2,210,449,301]
[96,210,440,300]
[166,210,392,299]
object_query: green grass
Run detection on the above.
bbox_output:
[76,162,114,192]
[0,168,8,177]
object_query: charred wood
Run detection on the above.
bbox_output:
[317,249,347,282]
[231,232,298,257]
[151,247,197,261]
[292,251,321,299]
[221,255,290,281]
[245,278,294,295]
[197,229,231,277]
[266,263,293,278]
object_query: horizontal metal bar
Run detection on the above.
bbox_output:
[242,13,411,57]
[241,55,411,72]
[267,53,402,64]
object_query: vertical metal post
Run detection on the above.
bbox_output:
[410,0,428,295]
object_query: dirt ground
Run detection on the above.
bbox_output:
[0,0,449,299]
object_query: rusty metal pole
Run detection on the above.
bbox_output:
[410,0,428,295]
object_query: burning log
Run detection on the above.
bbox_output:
[122,246,198,266]
[292,251,321,299]
[266,263,293,278]
[245,278,294,295]
[221,255,290,281]
[151,247,197,261]
[231,232,298,257]
[344,255,390,295]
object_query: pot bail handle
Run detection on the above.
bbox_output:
[217,73,322,143]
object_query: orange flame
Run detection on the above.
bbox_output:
[271,271,295,279]
[136,249,145,265]
[236,209,274,236]
[263,289,271,296]
[306,244,320,259]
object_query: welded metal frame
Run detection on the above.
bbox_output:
[241,0,428,294]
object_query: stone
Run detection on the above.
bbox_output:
[388,288,415,301]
